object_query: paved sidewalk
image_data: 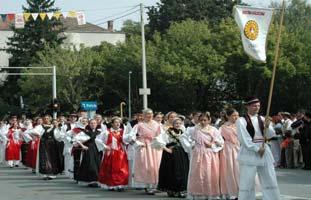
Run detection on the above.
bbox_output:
[0,164,310,200]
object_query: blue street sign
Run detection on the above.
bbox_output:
[80,101,98,111]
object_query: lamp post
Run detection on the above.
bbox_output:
[52,66,57,119]
[128,71,132,120]
[120,102,126,119]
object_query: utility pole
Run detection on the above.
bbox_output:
[52,65,57,119]
[128,71,132,120]
[139,3,150,110]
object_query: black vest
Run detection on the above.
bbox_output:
[243,114,264,139]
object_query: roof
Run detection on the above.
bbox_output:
[0,17,109,33]
[61,18,108,33]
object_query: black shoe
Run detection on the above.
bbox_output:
[108,188,115,191]
[145,189,155,195]
[117,188,125,192]
[15,165,19,167]
[88,183,99,188]
[167,191,174,197]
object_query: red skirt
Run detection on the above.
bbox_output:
[5,140,21,161]
[25,139,39,169]
[98,149,129,186]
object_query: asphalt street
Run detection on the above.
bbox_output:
[0,164,310,200]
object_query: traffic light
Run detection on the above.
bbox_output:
[52,98,60,111]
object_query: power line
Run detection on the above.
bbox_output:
[65,8,140,32]
[91,4,139,23]
[96,9,140,26]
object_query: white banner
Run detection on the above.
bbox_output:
[234,6,274,63]
[15,13,25,29]
[76,11,86,25]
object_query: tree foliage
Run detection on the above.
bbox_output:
[2,0,311,117]
[0,0,65,116]
[147,0,235,35]
[6,0,65,66]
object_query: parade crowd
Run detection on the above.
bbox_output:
[0,96,310,200]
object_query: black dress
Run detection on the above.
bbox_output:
[158,128,189,194]
[38,125,64,175]
[76,129,101,182]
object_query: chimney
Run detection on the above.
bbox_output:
[107,20,113,32]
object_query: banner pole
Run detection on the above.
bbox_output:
[263,0,286,145]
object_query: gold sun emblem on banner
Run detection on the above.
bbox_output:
[244,20,259,41]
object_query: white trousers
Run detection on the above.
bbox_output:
[64,154,74,178]
[0,142,6,164]
[239,164,281,200]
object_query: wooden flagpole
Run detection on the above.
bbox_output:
[263,0,286,146]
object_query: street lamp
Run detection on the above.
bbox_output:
[120,102,126,119]
[128,71,132,120]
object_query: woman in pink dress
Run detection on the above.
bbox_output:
[219,108,240,200]
[128,108,163,194]
[187,112,224,199]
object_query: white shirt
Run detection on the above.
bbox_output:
[236,114,275,166]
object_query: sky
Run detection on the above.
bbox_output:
[0,0,310,30]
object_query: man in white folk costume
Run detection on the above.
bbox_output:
[236,96,281,200]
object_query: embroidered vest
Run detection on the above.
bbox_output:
[243,114,264,139]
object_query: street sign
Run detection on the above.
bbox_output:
[80,101,98,111]
[139,88,151,95]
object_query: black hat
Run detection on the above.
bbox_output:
[244,96,260,105]
[305,112,311,119]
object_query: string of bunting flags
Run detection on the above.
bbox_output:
[0,11,86,29]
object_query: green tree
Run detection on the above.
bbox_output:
[146,20,227,113]
[18,45,104,114]
[147,0,236,35]
[121,20,141,38]
[6,0,65,66]
[1,0,65,115]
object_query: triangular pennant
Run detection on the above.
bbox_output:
[39,13,47,20]
[0,14,6,22]
[76,11,86,25]
[23,13,31,22]
[7,14,15,21]
[68,11,77,18]
[53,11,62,20]
[47,12,53,20]
[31,13,39,20]
[62,12,68,19]
[15,13,25,29]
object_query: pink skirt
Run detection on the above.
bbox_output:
[188,147,220,198]
[134,144,162,185]
[219,142,239,198]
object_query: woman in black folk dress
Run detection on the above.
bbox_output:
[76,119,101,187]
[152,117,189,198]
[38,118,64,179]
